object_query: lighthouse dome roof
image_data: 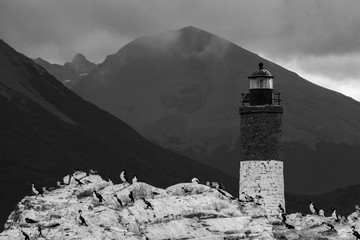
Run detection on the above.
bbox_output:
[249,62,274,79]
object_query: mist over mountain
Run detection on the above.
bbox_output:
[70,26,360,194]
[0,39,236,228]
[33,53,96,88]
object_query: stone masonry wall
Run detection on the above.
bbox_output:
[239,160,285,216]
[239,105,284,215]
[239,106,283,161]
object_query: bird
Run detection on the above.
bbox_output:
[114,194,123,207]
[322,222,336,231]
[120,170,128,183]
[285,223,295,229]
[89,169,98,175]
[74,177,84,187]
[78,210,88,226]
[132,175,138,184]
[151,191,160,196]
[25,217,38,224]
[142,198,154,210]
[191,178,199,184]
[280,213,287,223]
[141,232,149,240]
[242,192,254,202]
[309,202,319,215]
[93,190,104,202]
[108,177,113,184]
[128,191,135,203]
[182,187,190,195]
[352,226,360,239]
[331,208,337,219]
[57,181,64,187]
[31,183,44,197]
[65,175,72,185]
[20,229,30,240]
[44,187,55,192]
[217,189,227,197]
[319,209,325,217]
[37,226,44,238]
[356,205,360,213]
[278,204,285,213]
[47,223,61,228]
[255,195,263,201]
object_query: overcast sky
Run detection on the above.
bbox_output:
[1,0,360,100]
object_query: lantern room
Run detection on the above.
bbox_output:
[241,62,280,106]
[249,62,273,90]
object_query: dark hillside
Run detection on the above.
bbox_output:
[0,39,236,228]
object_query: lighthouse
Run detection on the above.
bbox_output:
[239,62,284,215]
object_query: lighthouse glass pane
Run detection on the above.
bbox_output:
[249,78,273,89]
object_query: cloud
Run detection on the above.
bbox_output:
[1,0,359,62]
[0,0,360,99]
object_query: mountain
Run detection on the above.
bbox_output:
[0,39,236,228]
[71,26,360,195]
[33,53,96,88]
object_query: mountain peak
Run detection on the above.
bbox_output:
[178,25,203,32]
[70,53,88,65]
[69,53,96,74]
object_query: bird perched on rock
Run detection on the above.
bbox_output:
[280,212,287,223]
[331,208,337,219]
[65,175,72,185]
[132,175,138,184]
[142,198,154,210]
[255,195,263,203]
[151,191,160,196]
[191,178,199,184]
[89,169,98,175]
[356,205,360,213]
[37,226,44,238]
[44,187,55,192]
[25,217,38,224]
[78,210,88,226]
[31,183,44,197]
[108,177,113,184]
[352,226,360,239]
[114,194,123,207]
[322,222,336,231]
[278,204,285,213]
[319,209,325,217]
[57,181,64,187]
[120,170,128,183]
[285,223,295,229]
[242,192,254,202]
[128,191,135,203]
[218,183,225,190]
[20,229,30,240]
[309,202,319,215]
[141,232,149,240]
[93,190,104,202]
[73,177,84,187]
[182,187,190,195]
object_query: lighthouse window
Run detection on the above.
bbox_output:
[250,78,273,89]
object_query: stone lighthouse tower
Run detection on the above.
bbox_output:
[239,62,284,216]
